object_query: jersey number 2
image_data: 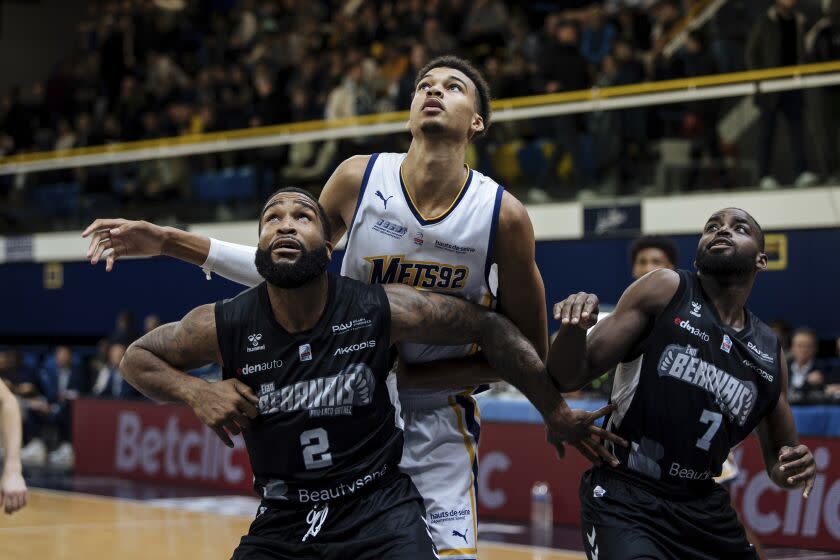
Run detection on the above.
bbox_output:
[301,428,333,469]
[696,409,723,451]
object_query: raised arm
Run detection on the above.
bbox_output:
[121,304,259,448]
[386,283,627,465]
[548,268,679,392]
[82,155,369,285]
[0,381,26,514]
[398,192,549,389]
[755,351,816,497]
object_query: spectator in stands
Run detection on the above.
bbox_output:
[788,327,825,400]
[110,310,139,346]
[581,3,617,68]
[92,342,139,399]
[423,18,458,60]
[538,20,592,198]
[825,336,840,398]
[747,0,819,190]
[142,314,161,335]
[461,0,509,54]
[770,318,793,354]
[708,0,750,73]
[678,31,728,190]
[1,349,49,466]
[629,235,679,280]
[806,0,840,183]
[0,379,27,514]
[39,346,90,467]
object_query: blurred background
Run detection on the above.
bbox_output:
[0,0,839,557]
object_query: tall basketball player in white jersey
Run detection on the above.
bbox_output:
[84,56,621,558]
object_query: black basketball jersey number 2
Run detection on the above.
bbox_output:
[301,428,333,470]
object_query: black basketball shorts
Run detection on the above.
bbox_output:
[579,468,758,560]
[231,472,437,560]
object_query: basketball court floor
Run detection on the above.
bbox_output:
[2,473,838,560]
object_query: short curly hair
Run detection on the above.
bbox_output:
[629,236,679,268]
[414,55,492,136]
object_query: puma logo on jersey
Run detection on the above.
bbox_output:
[374,190,393,209]
[364,255,469,290]
[452,528,468,544]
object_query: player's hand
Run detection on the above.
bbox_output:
[0,469,27,514]
[553,293,599,330]
[187,379,260,448]
[544,403,628,467]
[778,444,816,498]
[82,219,167,272]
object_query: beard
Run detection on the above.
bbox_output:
[694,245,755,278]
[418,119,447,136]
[254,242,329,288]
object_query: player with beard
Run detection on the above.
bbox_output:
[85,56,620,557]
[120,188,610,559]
[546,208,816,560]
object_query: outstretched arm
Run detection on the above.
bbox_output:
[547,269,679,392]
[0,381,26,514]
[82,156,367,286]
[755,352,816,497]
[121,305,259,447]
[386,284,627,465]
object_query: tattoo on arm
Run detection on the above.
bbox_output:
[122,304,220,404]
[386,285,551,410]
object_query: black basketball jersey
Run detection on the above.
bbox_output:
[606,270,782,495]
[214,273,402,503]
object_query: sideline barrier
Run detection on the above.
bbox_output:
[73,397,840,551]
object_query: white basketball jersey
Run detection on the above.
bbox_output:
[341,152,503,376]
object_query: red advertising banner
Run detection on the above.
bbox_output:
[73,399,253,493]
[73,399,840,551]
[475,421,840,552]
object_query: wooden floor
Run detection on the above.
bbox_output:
[0,490,584,560]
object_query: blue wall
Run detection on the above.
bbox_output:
[1,228,837,339]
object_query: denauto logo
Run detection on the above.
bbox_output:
[674,317,710,341]
[236,359,283,377]
[115,411,245,483]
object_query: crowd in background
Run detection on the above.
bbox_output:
[1,0,839,221]
[0,310,219,468]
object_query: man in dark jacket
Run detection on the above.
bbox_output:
[806,0,840,182]
[746,0,819,190]
[39,346,91,467]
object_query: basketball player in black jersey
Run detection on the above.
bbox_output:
[120,187,615,560]
[547,208,816,560]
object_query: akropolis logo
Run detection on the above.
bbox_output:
[333,340,376,356]
[674,317,711,342]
